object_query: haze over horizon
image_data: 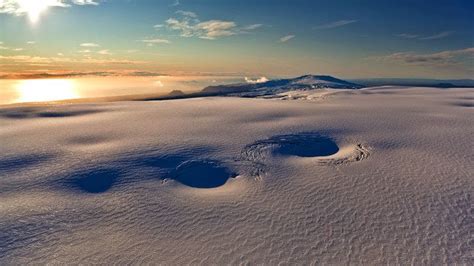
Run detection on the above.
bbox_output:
[1,0,473,79]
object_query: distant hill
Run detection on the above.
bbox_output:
[202,75,363,97]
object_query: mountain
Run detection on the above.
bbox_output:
[140,75,364,102]
[201,75,364,97]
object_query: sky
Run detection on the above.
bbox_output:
[0,0,473,79]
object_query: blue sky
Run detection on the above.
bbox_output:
[0,0,473,78]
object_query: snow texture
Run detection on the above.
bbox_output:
[0,86,473,264]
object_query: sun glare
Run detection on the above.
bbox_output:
[16,79,79,103]
[17,0,54,23]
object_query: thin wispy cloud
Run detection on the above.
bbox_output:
[0,70,167,79]
[0,54,147,66]
[396,31,454,40]
[176,10,197,18]
[170,0,180,7]
[72,0,99,5]
[26,41,36,44]
[279,35,295,43]
[395,33,419,39]
[165,10,260,40]
[140,38,171,45]
[80,43,100,47]
[419,31,453,40]
[0,43,25,51]
[97,49,112,55]
[242,24,263,30]
[370,47,474,68]
[314,20,357,30]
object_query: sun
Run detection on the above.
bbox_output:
[16,79,79,103]
[17,0,59,23]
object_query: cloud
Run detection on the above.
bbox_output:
[195,20,236,39]
[127,71,166,77]
[153,24,164,29]
[176,10,197,18]
[97,49,112,55]
[80,43,100,47]
[396,31,454,40]
[370,47,474,68]
[26,41,36,44]
[154,80,164,87]
[0,70,166,79]
[0,0,99,19]
[0,43,25,51]
[279,35,295,43]
[170,0,180,7]
[242,24,263,30]
[245,76,269,84]
[166,17,194,37]
[0,0,66,14]
[72,0,99,5]
[140,38,171,45]
[0,54,147,66]
[165,11,259,40]
[419,31,453,40]
[395,33,419,39]
[314,20,357,30]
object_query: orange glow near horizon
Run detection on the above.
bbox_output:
[15,79,79,103]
